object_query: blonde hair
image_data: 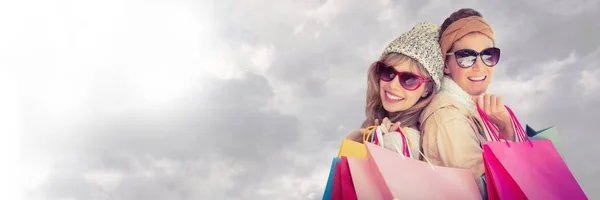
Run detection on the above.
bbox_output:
[361,53,436,129]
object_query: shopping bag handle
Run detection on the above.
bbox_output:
[505,106,532,145]
[364,125,413,158]
[363,126,386,145]
[397,127,412,158]
[476,104,503,142]
[387,127,436,170]
[477,105,533,147]
[388,127,411,158]
[363,126,378,144]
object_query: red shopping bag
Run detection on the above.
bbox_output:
[339,156,358,200]
[480,106,588,200]
[365,142,482,199]
[329,156,359,200]
[329,161,342,200]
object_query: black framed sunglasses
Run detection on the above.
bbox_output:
[447,47,501,68]
[375,61,429,91]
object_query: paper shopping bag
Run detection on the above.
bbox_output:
[329,160,343,200]
[483,140,587,199]
[322,157,341,200]
[526,125,564,158]
[483,145,526,200]
[480,174,487,200]
[337,139,367,158]
[346,157,384,200]
[365,143,482,200]
[337,126,380,158]
[482,152,522,200]
[339,156,358,200]
[480,106,587,200]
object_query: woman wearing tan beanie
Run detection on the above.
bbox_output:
[346,21,444,158]
[419,8,519,194]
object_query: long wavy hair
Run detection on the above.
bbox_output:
[361,52,436,129]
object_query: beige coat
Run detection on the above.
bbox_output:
[419,77,491,193]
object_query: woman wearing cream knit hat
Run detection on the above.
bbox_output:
[346,21,444,157]
[419,8,519,194]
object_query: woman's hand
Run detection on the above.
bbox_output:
[346,128,366,143]
[346,118,400,143]
[379,117,401,133]
[473,94,515,141]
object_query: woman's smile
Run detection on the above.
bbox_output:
[384,91,405,103]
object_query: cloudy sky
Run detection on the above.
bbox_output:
[1,0,599,199]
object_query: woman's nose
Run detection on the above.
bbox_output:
[389,76,402,90]
[472,58,484,71]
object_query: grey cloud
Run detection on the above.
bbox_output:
[28,71,310,199]
[82,72,300,159]
[471,1,600,77]
[37,155,245,200]
[214,0,412,90]
[206,0,407,145]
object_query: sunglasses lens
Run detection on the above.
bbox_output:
[377,62,424,90]
[454,49,478,68]
[399,73,421,90]
[378,64,395,82]
[481,48,500,66]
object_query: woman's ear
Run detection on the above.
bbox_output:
[443,64,451,74]
[422,83,435,98]
[421,88,429,98]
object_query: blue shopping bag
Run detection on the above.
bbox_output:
[526,124,564,158]
[322,157,341,200]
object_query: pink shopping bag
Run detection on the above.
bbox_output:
[480,105,588,200]
[365,142,482,199]
[483,149,524,200]
[346,156,384,200]
[482,155,499,200]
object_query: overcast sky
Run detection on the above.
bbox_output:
[1,0,599,199]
